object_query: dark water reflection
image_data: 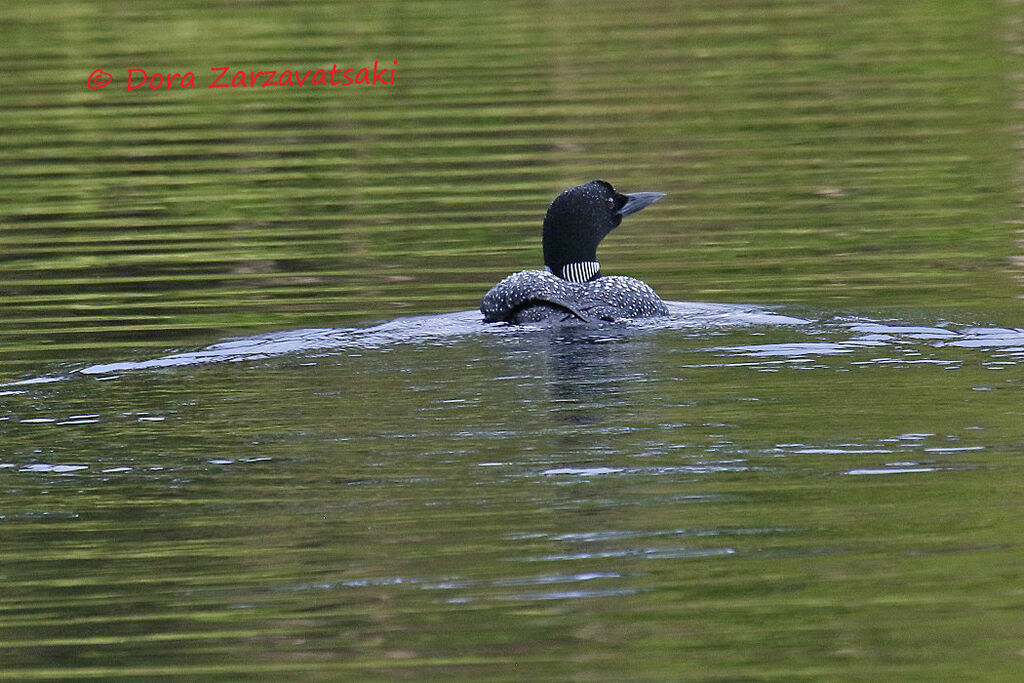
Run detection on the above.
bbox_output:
[2,0,1024,678]
[2,307,1024,677]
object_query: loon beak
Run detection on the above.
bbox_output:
[617,191,666,217]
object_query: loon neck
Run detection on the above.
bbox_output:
[546,261,601,283]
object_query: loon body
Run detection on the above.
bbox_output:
[481,180,667,324]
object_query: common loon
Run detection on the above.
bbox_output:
[480,180,667,324]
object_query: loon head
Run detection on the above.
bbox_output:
[542,180,665,283]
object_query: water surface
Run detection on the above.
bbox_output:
[1,0,1023,679]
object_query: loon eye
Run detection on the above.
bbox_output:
[606,197,615,210]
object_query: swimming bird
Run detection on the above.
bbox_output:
[480,180,667,324]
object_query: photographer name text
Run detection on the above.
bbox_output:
[86,61,398,91]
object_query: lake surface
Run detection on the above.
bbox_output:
[2,0,1023,678]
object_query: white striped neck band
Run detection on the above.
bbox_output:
[547,261,601,283]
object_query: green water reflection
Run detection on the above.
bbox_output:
[1,0,1023,679]
[1,0,1019,375]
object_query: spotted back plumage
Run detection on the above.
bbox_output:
[480,269,668,324]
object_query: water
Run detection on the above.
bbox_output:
[2,0,1024,679]
[4,307,1024,678]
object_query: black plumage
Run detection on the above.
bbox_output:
[481,180,668,324]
